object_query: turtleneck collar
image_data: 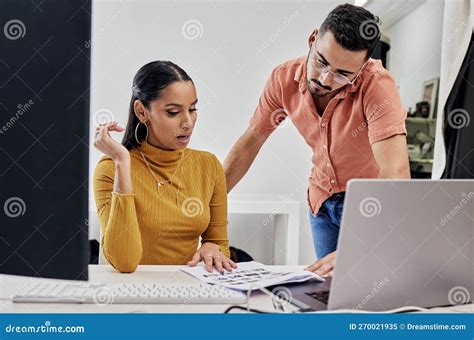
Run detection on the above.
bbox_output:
[137,140,186,167]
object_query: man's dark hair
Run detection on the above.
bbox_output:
[319,3,381,59]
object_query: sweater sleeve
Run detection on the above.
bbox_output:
[93,156,143,273]
[201,154,231,258]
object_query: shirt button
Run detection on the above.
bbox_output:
[321,123,326,127]
[323,145,327,149]
[330,179,335,184]
[327,163,330,167]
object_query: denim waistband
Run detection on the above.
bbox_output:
[330,192,345,200]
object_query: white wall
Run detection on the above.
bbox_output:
[385,0,444,111]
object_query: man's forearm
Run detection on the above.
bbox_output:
[224,144,258,192]
[372,135,411,179]
[378,163,411,179]
[224,127,269,192]
[377,154,411,179]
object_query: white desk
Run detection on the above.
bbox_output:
[0,265,300,314]
[1,265,472,314]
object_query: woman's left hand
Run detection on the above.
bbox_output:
[187,243,238,273]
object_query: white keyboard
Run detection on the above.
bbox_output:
[12,282,246,305]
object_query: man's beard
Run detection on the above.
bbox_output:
[307,80,338,97]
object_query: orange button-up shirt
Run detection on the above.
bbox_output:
[250,56,407,214]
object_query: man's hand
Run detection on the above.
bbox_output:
[304,251,336,277]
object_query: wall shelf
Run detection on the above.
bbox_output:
[406,117,436,123]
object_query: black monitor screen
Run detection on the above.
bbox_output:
[0,0,91,280]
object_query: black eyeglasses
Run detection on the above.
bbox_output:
[310,39,368,86]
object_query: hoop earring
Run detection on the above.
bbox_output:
[134,122,148,145]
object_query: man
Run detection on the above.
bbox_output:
[223,4,410,276]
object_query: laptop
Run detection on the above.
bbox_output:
[287,179,474,312]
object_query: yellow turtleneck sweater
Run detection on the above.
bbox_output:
[93,140,230,273]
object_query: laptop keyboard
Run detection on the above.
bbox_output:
[305,290,330,304]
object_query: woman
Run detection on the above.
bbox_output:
[93,61,236,274]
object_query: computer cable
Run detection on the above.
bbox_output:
[223,285,432,314]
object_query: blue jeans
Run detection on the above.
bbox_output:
[309,192,345,259]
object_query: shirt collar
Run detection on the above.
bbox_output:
[137,139,186,167]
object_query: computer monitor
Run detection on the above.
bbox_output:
[0,0,91,280]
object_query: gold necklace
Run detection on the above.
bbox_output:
[139,147,185,196]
